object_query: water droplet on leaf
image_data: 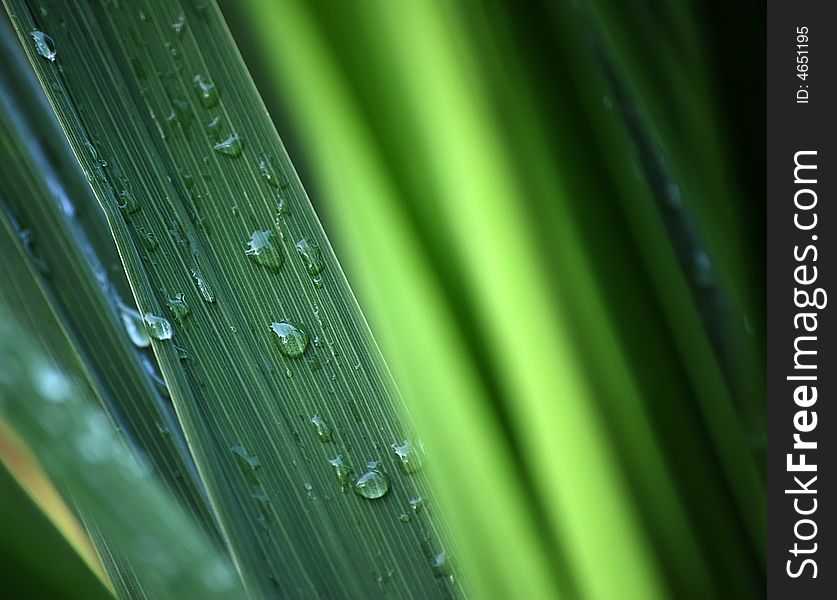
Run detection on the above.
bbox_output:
[193,73,218,107]
[143,313,173,340]
[310,415,332,442]
[118,189,140,213]
[245,230,282,271]
[270,321,308,358]
[205,115,222,140]
[31,31,56,62]
[329,455,352,492]
[391,440,422,474]
[377,569,394,589]
[135,225,158,251]
[258,153,284,189]
[191,265,215,303]
[171,14,186,34]
[431,552,452,578]
[213,133,243,157]
[295,237,324,275]
[166,293,189,322]
[275,197,289,218]
[253,491,271,528]
[353,465,390,499]
[230,444,260,484]
[409,495,425,513]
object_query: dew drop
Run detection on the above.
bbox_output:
[31,31,56,62]
[175,344,191,361]
[191,265,215,303]
[171,14,186,35]
[143,313,173,340]
[258,153,284,189]
[398,511,411,523]
[205,115,222,141]
[377,569,394,589]
[329,455,352,492]
[245,230,282,272]
[252,490,271,529]
[353,463,390,500]
[165,40,179,61]
[166,293,189,322]
[193,73,219,107]
[391,440,422,474]
[270,322,308,358]
[84,140,98,162]
[310,415,332,443]
[172,98,192,128]
[431,552,452,578]
[213,133,243,157]
[136,225,158,251]
[409,495,426,513]
[118,189,140,213]
[231,446,259,470]
[119,304,151,348]
[169,220,187,247]
[295,237,324,276]
[230,444,260,484]
[275,197,290,218]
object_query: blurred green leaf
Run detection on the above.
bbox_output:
[229,0,765,598]
[0,460,111,600]
[0,308,244,600]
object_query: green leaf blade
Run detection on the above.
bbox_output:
[4,1,465,597]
